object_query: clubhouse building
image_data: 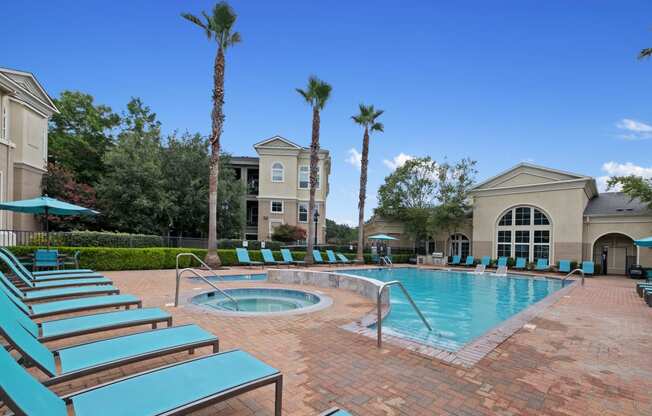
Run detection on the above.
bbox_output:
[365,163,652,274]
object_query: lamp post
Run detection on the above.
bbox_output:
[313,210,320,246]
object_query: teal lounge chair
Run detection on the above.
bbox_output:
[497,257,508,268]
[326,250,341,265]
[0,311,218,386]
[582,261,594,275]
[514,257,527,270]
[0,346,283,416]
[235,248,263,267]
[0,252,111,289]
[0,248,101,282]
[319,408,352,416]
[34,249,60,270]
[481,256,491,266]
[313,250,336,264]
[0,282,140,318]
[535,258,550,271]
[336,253,362,264]
[1,272,119,302]
[281,248,305,266]
[558,260,571,273]
[260,249,287,266]
[464,256,475,266]
[0,294,170,342]
[450,255,461,265]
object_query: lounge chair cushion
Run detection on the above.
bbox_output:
[58,324,216,374]
[515,258,526,269]
[30,294,140,317]
[23,285,118,300]
[69,350,279,416]
[31,276,112,288]
[0,347,67,416]
[40,308,170,339]
[558,260,571,273]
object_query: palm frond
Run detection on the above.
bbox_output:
[228,32,242,47]
[181,13,209,33]
[639,48,652,60]
[296,88,311,104]
[371,122,384,132]
[352,115,364,125]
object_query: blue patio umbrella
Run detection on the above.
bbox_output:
[634,236,652,247]
[367,234,398,241]
[0,196,98,247]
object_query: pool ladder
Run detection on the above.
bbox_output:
[174,253,239,311]
[376,281,432,348]
[562,268,585,287]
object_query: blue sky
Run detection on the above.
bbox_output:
[3,0,652,225]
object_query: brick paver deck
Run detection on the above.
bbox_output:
[5,267,651,415]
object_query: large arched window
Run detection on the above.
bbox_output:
[271,162,284,182]
[496,206,551,262]
[449,233,470,258]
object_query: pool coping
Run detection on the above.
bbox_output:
[340,270,578,368]
[182,286,333,317]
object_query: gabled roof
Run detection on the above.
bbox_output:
[584,192,651,217]
[471,162,591,191]
[253,135,304,150]
[0,67,58,114]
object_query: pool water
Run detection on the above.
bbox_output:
[342,268,563,351]
[192,288,320,313]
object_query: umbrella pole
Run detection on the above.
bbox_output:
[45,206,50,249]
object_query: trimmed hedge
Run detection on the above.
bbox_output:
[29,231,164,248]
[7,246,407,271]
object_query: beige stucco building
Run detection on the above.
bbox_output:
[365,163,652,274]
[0,68,58,231]
[229,136,331,243]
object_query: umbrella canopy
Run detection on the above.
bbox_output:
[0,196,98,215]
[0,196,98,248]
[634,236,652,247]
[367,234,398,241]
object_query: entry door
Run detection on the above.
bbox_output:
[610,247,628,275]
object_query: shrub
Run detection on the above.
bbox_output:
[271,224,306,243]
[28,231,164,248]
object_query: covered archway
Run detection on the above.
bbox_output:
[592,233,637,275]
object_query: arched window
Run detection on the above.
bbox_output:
[271,162,284,182]
[496,206,551,262]
[449,233,470,258]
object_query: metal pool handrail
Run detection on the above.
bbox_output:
[174,253,239,310]
[376,280,432,348]
[562,268,585,287]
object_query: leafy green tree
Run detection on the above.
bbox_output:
[352,104,384,261]
[429,158,477,237]
[216,154,245,238]
[48,91,120,184]
[42,162,98,231]
[182,1,242,267]
[122,98,161,138]
[272,224,307,243]
[296,76,332,263]
[608,176,652,208]
[325,219,358,244]
[96,132,169,234]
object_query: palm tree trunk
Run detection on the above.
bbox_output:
[305,107,320,264]
[356,127,369,261]
[206,47,226,267]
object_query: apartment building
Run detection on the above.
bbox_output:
[229,136,331,243]
[0,68,58,230]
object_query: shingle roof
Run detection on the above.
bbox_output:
[584,192,651,217]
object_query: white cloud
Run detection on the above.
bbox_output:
[616,118,652,140]
[596,161,652,192]
[345,148,361,169]
[383,152,414,170]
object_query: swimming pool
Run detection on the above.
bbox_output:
[200,273,267,282]
[341,268,563,351]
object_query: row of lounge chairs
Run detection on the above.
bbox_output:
[0,247,352,415]
[448,255,595,275]
[236,247,362,267]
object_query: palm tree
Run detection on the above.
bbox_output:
[639,48,652,59]
[182,2,241,267]
[296,76,332,264]
[352,104,384,262]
